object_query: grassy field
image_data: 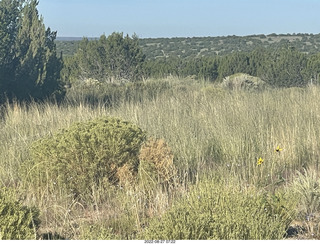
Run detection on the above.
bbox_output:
[1,77,320,239]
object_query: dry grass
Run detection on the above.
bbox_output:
[1,78,320,239]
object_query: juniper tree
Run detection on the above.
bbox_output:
[0,0,20,99]
[259,46,308,87]
[0,0,64,102]
[66,32,146,83]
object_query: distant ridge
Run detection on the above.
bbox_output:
[56,37,97,41]
[55,33,320,58]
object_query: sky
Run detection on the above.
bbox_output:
[37,0,320,38]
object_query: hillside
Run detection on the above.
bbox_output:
[56,33,320,59]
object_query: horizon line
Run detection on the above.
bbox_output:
[56,32,320,40]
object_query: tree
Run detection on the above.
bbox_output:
[66,32,146,83]
[0,0,20,99]
[304,53,320,85]
[0,0,64,102]
[217,52,252,80]
[259,46,308,87]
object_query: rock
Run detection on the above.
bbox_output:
[221,73,269,91]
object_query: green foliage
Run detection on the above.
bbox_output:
[217,52,253,79]
[5,79,320,239]
[142,46,319,87]
[0,187,40,240]
[143,56,219,81]
[305,52,320,84]
[142,179,295,240]
[63,32,145,83]
[79,210,140,240]
[0,0,20,84]
[260,47,308,87]
[25,117,146,202]
[57,33,320,60]
[60,34,320,88]
[0,0,64,103]
[79,224,119,240]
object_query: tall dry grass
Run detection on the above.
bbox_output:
[1,78,320,239]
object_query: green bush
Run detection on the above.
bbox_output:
[142,178,295,240]
[79,224,119,240]
[0,188,40,240]
[26,117,146,201]
[78,214,138,240]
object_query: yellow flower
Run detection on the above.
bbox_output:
[275,145,283,153]
[257,157,264,166]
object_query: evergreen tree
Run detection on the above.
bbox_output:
[304,53,320,84]
[260,46,308,87]
[67,32,146,83]
[217,52,252,80]
[0,0,64,102]
[0,0,20,99]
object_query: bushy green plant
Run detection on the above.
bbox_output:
[64,33,145,83]
[79,224,119,240]
[0,187,40,240]
[142,178,295,240]
[25,117,146,201]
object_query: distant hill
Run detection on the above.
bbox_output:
[56,33,320,59]
[56,37,83,41]
[56,37,98,41]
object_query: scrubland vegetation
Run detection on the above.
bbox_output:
[1,77,320,239]
[2,0,320,240]
[57,33,320,58]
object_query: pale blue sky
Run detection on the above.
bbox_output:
[37,0,320,38]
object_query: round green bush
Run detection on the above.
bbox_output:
[0,188,40,240]
[141,178,295,240]
[26,117,146,201]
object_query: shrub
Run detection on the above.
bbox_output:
[79,224,119,240]
[0,187,40,240]
[142,178,295,240]
[78,211,140,240]
[26,117,146,201]
[291,168,320,219]
[138,138,176,192]
[289,168,320,238]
